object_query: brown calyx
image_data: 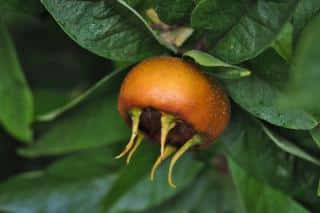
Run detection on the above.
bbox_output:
[132,107,196,147]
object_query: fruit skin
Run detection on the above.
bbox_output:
[118,56,230,144]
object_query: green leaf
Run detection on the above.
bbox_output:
[228,158,309,213]
[277,127,320,151]
[183,50,251,79]
[220,108,320,210]
[261,123,320,166]
[147,170,244,213]
[1,142,201,212]
[271,22,293,61]
[184,50,243,68]
[117,0,177,53]
[41,0,164,62]
[287,14,320,115]
[19,70,129,157]
[292,0,320,41]
[224,75,317,130]
[310,126,320,148]
[211,0,299,64]
[225,49,317,129]
[109,151,203,212]
[101,141,158,211]
[0,147,119,213]
[0,23,33,142]
[102,141,203,211]
[248,49,290,90]
[154,0,194,24]
[191,0,244,33]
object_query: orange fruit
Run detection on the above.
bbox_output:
[118,56,230,143]
[116,56,230,187]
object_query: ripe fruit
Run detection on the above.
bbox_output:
[116,56,230,187]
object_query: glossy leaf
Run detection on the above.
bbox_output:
[224,75,317,130]
[226,49,317,129]
[191,0,244,34]
[41,0,164,62]
[154,0,194,24]
[0,23,33,142]
[220,108,320,211]
[229,158,309,213]
[183,50,251,79]
[184,50,243,69]
[211,0,299,64]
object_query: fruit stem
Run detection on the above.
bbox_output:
[126,132,144,164]
[168,135,202,188]
[150,145,176,181]
[115,108,142,159]
[160,112,176,159]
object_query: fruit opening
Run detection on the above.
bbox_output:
[139,107,196,147]
[115,107,203,187]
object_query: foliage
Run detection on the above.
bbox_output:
[0,0,320,212]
